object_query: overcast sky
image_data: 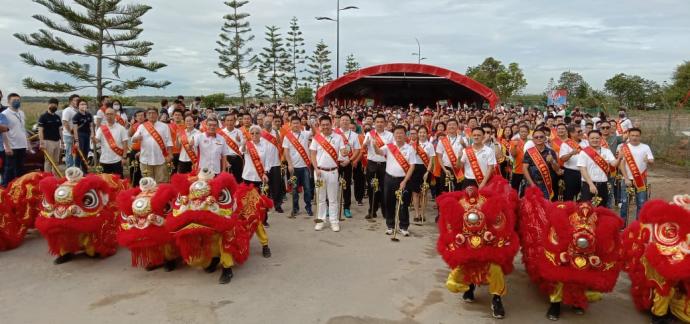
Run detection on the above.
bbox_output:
[1,0,689,97]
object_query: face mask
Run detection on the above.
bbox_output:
[11,101,21,109]
[113,104,121,110]
[49,106,58,113]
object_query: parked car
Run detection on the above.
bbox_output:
[123,106,145,121]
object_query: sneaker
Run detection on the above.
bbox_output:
[344,209,352,218]
[385,228,394,235]
[263,221,270,228]
[306,209,313,217]
[573,307,584,315]
[331,223,340,232]
[289,210,297,218]
[462,284,475,303]
[400,229,410,237]
[546,302,560,321]
[491,295,505,319]
[314,222,325,231]
[262,245,272,258]
[275,206,284,213]
[54,253,74,265]
[164,260,177,272]
[218,267,233,284]
[651,314,672,324]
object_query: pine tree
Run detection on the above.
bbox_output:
[255,25,291,101]
[305,41,333,90]
[285,16,305,97]
[13,0,169,99]
[344,54,360,74]
[215,0,257,106]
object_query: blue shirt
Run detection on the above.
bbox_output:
[0,113,8,152]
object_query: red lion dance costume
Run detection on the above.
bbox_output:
[437,178,518,319]
[623,194,690,324]
[36,167,127,264]
[166,168,273,284]
[0,172,50,251]
[519,186,623,320]
[117,177,178,271]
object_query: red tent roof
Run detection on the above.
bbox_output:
[315,63,499,108]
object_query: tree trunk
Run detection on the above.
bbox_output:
[96,5,104,102]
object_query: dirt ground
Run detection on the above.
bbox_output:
[5,169,687,323]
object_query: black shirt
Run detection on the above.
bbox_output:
[523,145,558,185]
[72,111,94,136]
[38,111,62,141]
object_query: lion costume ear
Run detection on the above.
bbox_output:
[210,172,238,198]
[39,176,64,204]
[171,174,192,196]
[116,188,141,215]
[150,184,178,213]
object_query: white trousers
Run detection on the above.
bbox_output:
[316,169,339,224]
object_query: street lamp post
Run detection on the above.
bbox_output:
[411,38,428,64]
[316,1,358,78]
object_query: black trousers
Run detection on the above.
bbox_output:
[439,167,462,193]
[171,153,180,175]
[2,148,26,187]
[226,155,244,183]
[177,160,193,174]
[580,181,609,207]
[511,173,524,196]
[102,161,124,179]
[338,164,353,209]
[383,174,410,230]
[268,166,283,209]
[460,178,479,190]
[563,168,581,201]
[353,162,365,203]
[366,161,386,216]
[128,150,142,185]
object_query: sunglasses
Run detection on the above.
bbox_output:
[533,136,545,139]
[600,126,610,129]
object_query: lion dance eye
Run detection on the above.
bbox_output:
[82,190,100,209]
[218,188,232,205]
[655,222,680,246]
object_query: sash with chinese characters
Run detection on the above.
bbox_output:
[413,141,430,169]
[441,136,464,179]
[241,127,251,143]
[616,119,625,136]
[219,129,242,156]
[143,121,168,156]
[552,136,564,166]
[285,130,311,168]
[387,143,410,174]
[314,133,339,166]
[465,147,485,183]
[115,114,126,126]
[621,144,647,191]
[261,130,284,160]
[246,141,265,176]
[565,139,581,153]
[131,123,141,151]
[334,129,352,157]
[100,125,124,156]
[526,147,554,199]
[179,129,198,165]
[370,130,385,149]
[583,146,610,175]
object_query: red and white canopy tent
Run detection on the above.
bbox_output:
[315,63,499,109]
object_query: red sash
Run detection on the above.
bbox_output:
[100,125,124,156]
[565,139,581,153]
[370,130,385,148]
[552,136,564,153]
[241,127,251,142]
[219,129,242,156]
[441,136,464,179]
[526,147,554,199]
[246,141,265,176]
[334,129,352,157]
[387,143,410,173]
[179,129,198,165]
[621,144,647,191]
[413,141,431,168]
[314,134,339,165]
[285,131,311,168]
[616,119,625,135]
[465,147,485,183]
[261,130,283,160]
[142,122,168,156]
[115,114,126,126]
[583,147,610,175]
[131,122,141,151]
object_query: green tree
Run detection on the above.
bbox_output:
[344,54,360,74]
[465,57,527,102]
[604,73,661,109]
[305,40,333,90]
[215,0,257,106]
[255,25,291,101]
[556,71,589,103]
[201,93,229,108]
[285,16,305,97]
[295,87,313,104]
[14,0,170,99]
[667,61,690,108]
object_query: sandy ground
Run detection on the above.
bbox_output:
[3,167,687,324]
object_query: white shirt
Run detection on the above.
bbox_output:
[222,128,244,156]
[617,143,654,180]
[61,106,77,137]
[380,142,419,177]
[179,128,201,162]
[242,139,270,182]
[460,146,497,180]
[2,108,28,149]
[414,140,436,166]
[523,140,535,152]
[336,128,361,160]
[558,140,586,170]
[618,118,633,135]
[196,133,231,174]
[95,109,106,125]
[436,134,466,168]
[94,122,128,163]
[577,147,616,182]
[309,132,344,169]
[262,135,281,168]
[364,130,393,162]
[282,129,312,168]
[133,121,173,165]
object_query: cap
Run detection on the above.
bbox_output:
[423,108,433,116]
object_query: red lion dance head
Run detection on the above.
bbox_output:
[0,172,51,251]
[519,186,623,309]
[117,177,178,268]
[36,167,127,257]
[436,177,519,282]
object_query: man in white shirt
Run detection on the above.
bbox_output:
[363,114,393,219]
[2,93,28,186]
[61,94,79,168]
[310,115,345,232]
[577,130,617,207]
[131,108,173,183]
[221,113,245,182]
[195,117,231,176]
[616,109,633,138]
[374,125,417,236]
[335,113,361,218]
[558,125,586,201]
[177,116,201,174]
[436,119,467,192]
[94,108,129,178]
[262,116,284,214]
[618,128,654,222]
[460,127,496,189]
[283,116,313,217]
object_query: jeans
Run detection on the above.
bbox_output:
[63,135,75,168]
[290,167,313,213]
[2,148,26,187]
[620,180,648,223]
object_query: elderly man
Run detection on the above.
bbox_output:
[94,108,129,178]
[131,108,173,183]
[195,117,231,176]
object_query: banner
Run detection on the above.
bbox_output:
[547,90,568,106]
